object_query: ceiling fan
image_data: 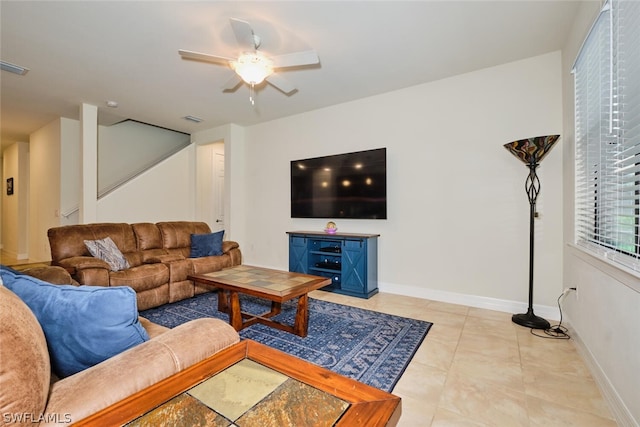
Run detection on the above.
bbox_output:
[179,18,320,104]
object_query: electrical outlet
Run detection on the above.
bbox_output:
[564,286,578,300]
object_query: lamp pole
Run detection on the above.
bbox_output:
[511,159,551,330]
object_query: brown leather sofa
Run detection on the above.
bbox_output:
[0,266,240,426]
[47,221,241,310]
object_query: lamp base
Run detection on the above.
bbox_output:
[512,309,550,330]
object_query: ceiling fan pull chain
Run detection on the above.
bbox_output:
[249,83,256,106]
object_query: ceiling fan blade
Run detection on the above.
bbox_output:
[221,74,242,91]
[178,49,233,65]
[271,50,320,68]
[266,72,296,95]
[230,18,256,51]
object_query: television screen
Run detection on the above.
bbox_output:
[291,148,387,219]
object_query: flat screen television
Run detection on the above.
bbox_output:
[291,148,387,219]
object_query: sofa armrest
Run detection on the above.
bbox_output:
[44,318,239,426]
[57,256,110,273]
[154,318,240,369]
[56,257,110,287]
[222,240,239,253]
[222,241,242,266]
[21,266,78,286]
[44,340,183,425]
[138,316,170,338]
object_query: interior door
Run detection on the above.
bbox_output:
[212,150,225,232]
[196,141,224,232]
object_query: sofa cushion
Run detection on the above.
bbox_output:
[132,222,164,251]
[85,236,130,271]
[0,268,149,378]
[191,254,232,275]
[190,230,224,257]
[0,277,51,421]
[108,263,170,292]
[157,221,211,250]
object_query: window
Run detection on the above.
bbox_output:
[574,0,640,270]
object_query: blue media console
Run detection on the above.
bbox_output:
[287,231,379,299]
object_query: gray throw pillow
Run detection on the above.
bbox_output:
[84,236,130,271]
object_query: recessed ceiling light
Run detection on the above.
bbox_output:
[106,100,118,108]
[183,115,203,123]
[1,60,29,75]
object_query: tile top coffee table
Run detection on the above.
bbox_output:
[75,340,401,426]
[188,265,331,337]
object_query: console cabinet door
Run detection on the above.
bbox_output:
[289,235,308,273]
[341,239,367,293]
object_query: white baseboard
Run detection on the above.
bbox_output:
[0,249,28,262]
[565,321,638,427]
[378,282,560,321]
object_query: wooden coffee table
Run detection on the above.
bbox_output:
[188,265,331,337]
[74,340,401,426]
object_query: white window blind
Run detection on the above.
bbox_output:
[575,0,640,271]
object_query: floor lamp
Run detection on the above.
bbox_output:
[504,135,560,330]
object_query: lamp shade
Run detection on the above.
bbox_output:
[503,135,560,165]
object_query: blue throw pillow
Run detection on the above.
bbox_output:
[190,230,224,257]
[0,266,149,378]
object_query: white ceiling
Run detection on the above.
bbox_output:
[1,1,585,149]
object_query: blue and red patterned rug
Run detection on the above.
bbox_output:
[140,293,432,392]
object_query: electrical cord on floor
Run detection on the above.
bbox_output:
[530,287,576,340]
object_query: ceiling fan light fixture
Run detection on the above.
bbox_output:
[231,53,273,85]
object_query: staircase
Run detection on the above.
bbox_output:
[98,120,191,197]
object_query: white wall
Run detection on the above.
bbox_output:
[561,2,640,426]
[96,144,196,224]
[93,122,250,240]
[17,117,80,262]
[28,120,62,261]
[16,116,203,258]
[192,123,247,246]
[98,120,190,195]
[241,52,564,315]
[1,142,29,260]
[19,118,238,256]
[95,123,248,242]
[5,53,565,320]
[60,118,80,225]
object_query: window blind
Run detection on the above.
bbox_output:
[575,0,640,271]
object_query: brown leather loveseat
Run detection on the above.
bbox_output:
[47,221,241,310]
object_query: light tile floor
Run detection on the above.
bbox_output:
[309,290,618,427]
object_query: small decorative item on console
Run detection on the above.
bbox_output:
[324,221,337,234]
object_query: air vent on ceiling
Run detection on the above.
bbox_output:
[1,60,29,75]
[183,115,203,123]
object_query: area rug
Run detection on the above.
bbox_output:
[140,293,432,392]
